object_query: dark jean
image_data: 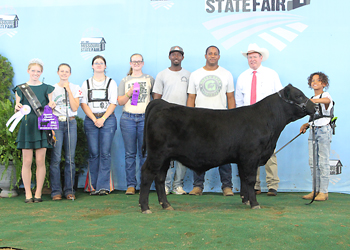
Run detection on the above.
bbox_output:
[50,119,77,197]
[84,113,117,191]
[193,164,233,190]
[120,112,146,188]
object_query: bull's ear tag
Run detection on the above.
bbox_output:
[131,82,140,106]
[38,105,59,130]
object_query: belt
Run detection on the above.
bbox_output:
[58,116,75,122]
[93,112,106,118]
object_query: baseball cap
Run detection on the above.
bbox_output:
[169,46,184,55]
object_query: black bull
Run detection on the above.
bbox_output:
[139,84,315,213]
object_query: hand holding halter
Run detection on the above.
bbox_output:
[6,105,31,132]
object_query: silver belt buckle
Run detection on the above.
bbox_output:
[58,116,67,122]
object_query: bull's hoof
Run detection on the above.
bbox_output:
[243,201,250,206]
[164,206,174,211]
[142,209,152,214]
[251,205,261,209]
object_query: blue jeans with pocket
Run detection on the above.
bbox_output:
[84,113,117,192]
[165,161,187,190]
[50,119,77,198]
[120,112,146,189]
[308,125,332,193]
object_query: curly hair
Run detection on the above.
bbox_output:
[307,72,329,89]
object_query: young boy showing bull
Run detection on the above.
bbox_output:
[300,72,333,201]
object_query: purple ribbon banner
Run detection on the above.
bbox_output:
[131,82,140,106]
[38,105,59,130]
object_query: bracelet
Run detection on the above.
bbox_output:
[126,93,131,98]
[102,116,106,121]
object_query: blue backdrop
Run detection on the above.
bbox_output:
[1,0,348,193]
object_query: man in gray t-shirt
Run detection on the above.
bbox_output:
[153,46,190,195]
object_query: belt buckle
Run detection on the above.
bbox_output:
[58,116,67,122]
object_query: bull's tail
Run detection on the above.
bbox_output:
[142,101,153,157]
[142,120,148,158]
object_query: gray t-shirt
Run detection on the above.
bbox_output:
[153,68,190,106]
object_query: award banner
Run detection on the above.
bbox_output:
[38,105,59,130]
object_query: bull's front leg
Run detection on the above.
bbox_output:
[139,160,155,214]
[155,166,173,211]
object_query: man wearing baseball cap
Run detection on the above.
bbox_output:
[152,45,191,195]
[235,43,283,196]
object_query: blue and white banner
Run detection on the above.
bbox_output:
[1,0,349,193]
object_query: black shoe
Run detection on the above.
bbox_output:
[34,197,43,203]
[90,190,99,196]
[99,190,109,196]
[25,198,34,203]
[267,189,277,196]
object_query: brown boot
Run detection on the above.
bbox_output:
[189,187,203,195]
[223,187,234,196]
[52,194,62,201]
[315,192,328,201]
[125,187,136,195]
[302,191,318,200]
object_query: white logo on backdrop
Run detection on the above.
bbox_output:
[150,0,174,10]
[0,14,19,38]
[203,12,308,51]
[80,28,106,60]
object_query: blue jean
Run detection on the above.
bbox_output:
[50,119,77,197]
[84,113,117,191]
[120,112,146,189]
[165,161,187,190]
[308,125,332,193]
[193,164,232,190]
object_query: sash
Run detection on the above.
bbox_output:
[18,83,55,145]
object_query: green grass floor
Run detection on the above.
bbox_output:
[0,189,349,250]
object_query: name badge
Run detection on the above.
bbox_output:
[92,89,106,99]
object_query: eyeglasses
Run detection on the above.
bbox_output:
[131,61,143,65]
[94,62,105,65]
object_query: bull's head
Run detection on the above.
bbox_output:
[278,84,316,117]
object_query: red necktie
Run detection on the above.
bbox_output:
[250,71,257,105]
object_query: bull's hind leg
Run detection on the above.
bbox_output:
[139,160,156,214]
[246,174,260,209]
[155,165,173,211]
[238,165,250,205]
[238,164,260,209]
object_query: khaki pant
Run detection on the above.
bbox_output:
[254,153,279,190]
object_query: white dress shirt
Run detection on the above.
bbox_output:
[235,65,283,107]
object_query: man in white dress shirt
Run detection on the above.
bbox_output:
[235,43,283,196]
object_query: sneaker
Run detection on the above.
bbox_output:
[223,187,234,196]
[267,189,277,196]
[66,194,76,200]
[189,187,203,195]
[165,186,170,195]
[99,190,109,196]
[90,190,99,196]
[172,186,187,195]
[125,187,136,195]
